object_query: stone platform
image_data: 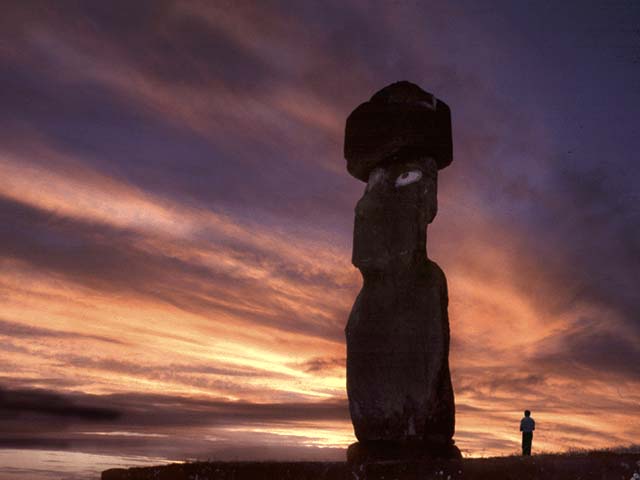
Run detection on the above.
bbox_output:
[347,440,462,463]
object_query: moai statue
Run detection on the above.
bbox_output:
[344,81,459,462]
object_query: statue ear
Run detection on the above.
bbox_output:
[426,202,437,224]
[424,177,438,224]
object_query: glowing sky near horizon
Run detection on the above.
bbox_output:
[1,1,639,478]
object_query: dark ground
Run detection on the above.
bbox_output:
[103,449,640,480]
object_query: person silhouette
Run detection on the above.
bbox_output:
[520,409,535,455]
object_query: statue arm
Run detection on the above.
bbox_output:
[425,261,449,409]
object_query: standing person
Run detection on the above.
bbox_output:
[520,410,535,455]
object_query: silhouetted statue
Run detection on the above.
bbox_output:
[520,409,535,455]
[343,81,459,463]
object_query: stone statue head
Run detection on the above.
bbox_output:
[344,81,452,272]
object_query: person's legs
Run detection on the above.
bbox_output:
[522,432,533,455]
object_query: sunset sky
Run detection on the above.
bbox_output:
[1,1,639,479]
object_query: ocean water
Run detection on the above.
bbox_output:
[0,449,170,480]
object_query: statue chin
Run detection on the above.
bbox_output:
[352,250,424,273]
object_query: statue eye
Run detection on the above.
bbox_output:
[395,170,422,187]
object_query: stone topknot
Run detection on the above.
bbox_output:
[370,80,434,104]
[344,81,453,182]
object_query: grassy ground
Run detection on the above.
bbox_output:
[102,447,640,480]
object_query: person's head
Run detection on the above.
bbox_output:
[524,410,531,417]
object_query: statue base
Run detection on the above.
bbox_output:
[347,441,462,480]
[347,440,462,464]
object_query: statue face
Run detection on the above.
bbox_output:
[352,157,438,272]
